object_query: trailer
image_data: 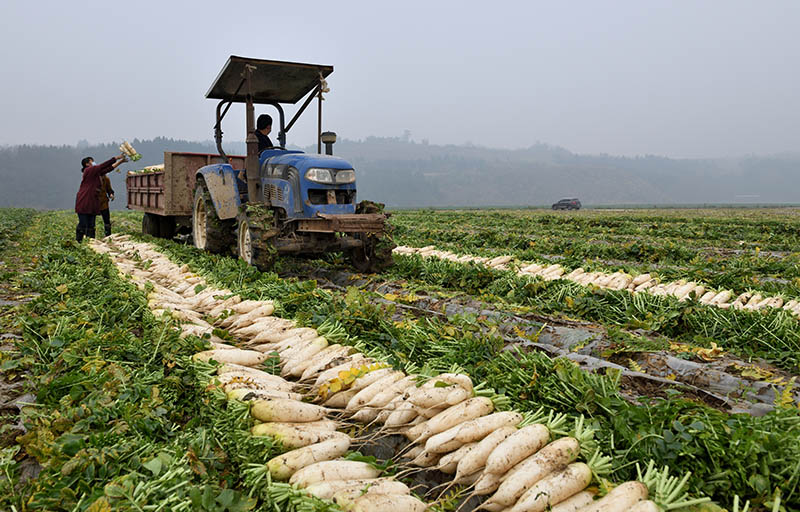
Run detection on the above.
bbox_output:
[126,152,245,239]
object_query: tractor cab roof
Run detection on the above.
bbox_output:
[206,56,333,104]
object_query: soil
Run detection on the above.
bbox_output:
[0,240,41,486]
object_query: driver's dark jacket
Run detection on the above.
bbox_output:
[256,131,274,152]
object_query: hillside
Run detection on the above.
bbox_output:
[0,136,798,209]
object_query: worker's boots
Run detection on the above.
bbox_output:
[76,226,85,242]
[104,222,111,237]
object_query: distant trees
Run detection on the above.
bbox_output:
[0,136,797,209]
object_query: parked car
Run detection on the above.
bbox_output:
[552,198,582,210]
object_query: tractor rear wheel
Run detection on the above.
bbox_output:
[192,178,234,253]
[236,204,279,271]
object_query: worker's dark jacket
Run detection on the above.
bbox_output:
[75,158,115,214]
[256,131,274,153]
[98,175,114,211]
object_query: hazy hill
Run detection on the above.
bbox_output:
[0,136,797,210]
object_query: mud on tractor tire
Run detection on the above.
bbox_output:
[236,203,279,271]
[348,200,396,273]
[192,178,235,254]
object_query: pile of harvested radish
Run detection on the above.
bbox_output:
[87,234,707,512]
[394,244,800,317]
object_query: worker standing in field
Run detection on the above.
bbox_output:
[97,174,115,237]
[75,154,126,241]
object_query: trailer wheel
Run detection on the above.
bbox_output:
[236,204,279,271]
[192,179,234,253]
[142,213,160,237]
[158,216,176,239]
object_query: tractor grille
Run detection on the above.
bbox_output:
[267,184,284,202]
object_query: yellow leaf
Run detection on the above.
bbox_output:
[87,497,112,512]
[56,284,68,294]
[665,373,677,381]
[329,380,342,394]
[383,293,398,301]
[338,370,351,381]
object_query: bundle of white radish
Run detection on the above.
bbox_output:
[482,436,581,510]
[393,244,800,319]
[509,462,592,512]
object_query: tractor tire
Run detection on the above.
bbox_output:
[236,203,279,272]
[192,178,234,254]
[348,200,396,273]
[142,213,160,237]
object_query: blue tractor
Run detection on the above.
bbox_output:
[192,56,394,272]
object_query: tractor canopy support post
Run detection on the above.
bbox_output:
[243,65,261,204]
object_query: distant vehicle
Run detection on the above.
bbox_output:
[552,198,582,210]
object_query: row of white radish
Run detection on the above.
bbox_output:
[87,234,675,512]
[393,245,800,317]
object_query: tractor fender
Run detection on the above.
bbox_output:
[196,164,242,220]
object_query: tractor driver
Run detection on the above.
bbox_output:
[255,114,274,152]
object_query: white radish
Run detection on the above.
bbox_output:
[299,347,353,380]
[331,483,411,508]
[346,371,405,413]
[286,344,345,377]
[250,398,328,423]
[193,349,269,366]
[252,420,338,434]
[366,376,419,409]
[511,462,592,512]
[303,478,403,499]
[626,500,660,512]
[486,436,582,509]
[266,433,351,480]
[324,389,360,408]
[485,424,550,475]
[226,388,302,401]
[348,494,427,512]
[571,481,648,512]
[253,424,347,449]
[455,426,517,481]
[474,472,504,495]
[384,401,419,428]
[289,460,382,487]
[436,442,477,474]
[281,337,328,375]
[414,397,494,442]
[427,411,522,454]
[409,449,440,467]
[312,355,372,388]
[550,491,595,512]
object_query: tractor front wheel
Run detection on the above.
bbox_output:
[236,204,279,271]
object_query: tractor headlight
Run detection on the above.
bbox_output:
[305,168,334,184]
[335,169,356,184]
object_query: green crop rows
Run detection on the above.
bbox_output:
[2,208,800,511]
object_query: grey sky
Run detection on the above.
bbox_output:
[1,0,798,158]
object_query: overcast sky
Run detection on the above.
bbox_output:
[1,0,798,158]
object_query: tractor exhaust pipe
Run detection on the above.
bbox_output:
[321,131,337,155]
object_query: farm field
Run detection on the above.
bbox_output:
[1,207,799,512]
